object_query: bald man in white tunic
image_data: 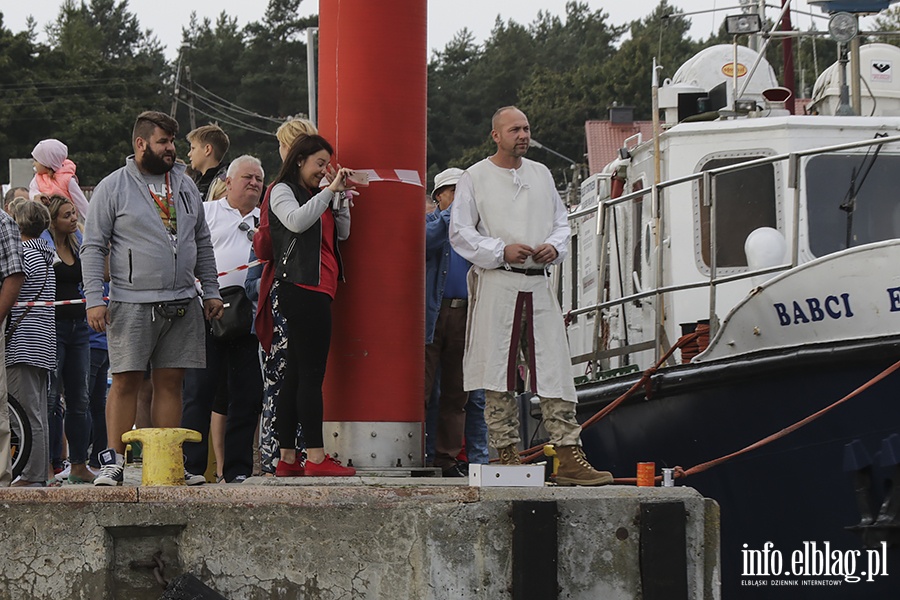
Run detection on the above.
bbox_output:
[449,106,611,486]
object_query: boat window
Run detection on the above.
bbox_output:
[694,154,779,273]
[806,154,900,256]
[631,180,644,299]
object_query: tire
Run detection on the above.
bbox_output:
[8,395,31,480]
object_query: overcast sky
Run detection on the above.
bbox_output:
[1,0,879,60]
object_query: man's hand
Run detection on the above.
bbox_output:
[503,243,534,265]
[532,243,559,264]
[87,306,109,333]
[204,297,225,320]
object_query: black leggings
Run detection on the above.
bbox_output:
[276,284,332,449]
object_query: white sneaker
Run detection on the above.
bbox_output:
[185,471,206,486]
[54,461,72,482]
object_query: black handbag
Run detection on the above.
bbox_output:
[210,285,253,341]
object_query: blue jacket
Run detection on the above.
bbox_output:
[425,207,472,344]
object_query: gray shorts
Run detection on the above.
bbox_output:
[107,299,206,373]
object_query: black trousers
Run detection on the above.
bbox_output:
[182,331,263,481]
[276,284,331,450]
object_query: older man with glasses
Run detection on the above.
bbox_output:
[181,155,264,484]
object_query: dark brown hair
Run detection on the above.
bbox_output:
[133,110,179,142]
[273,134,335,187]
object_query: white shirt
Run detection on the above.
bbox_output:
[204,198,260,289]
[450,157,569,270]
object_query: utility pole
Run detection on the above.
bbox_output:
[184,65,197,130]
[307,27,319,126]
[170,44,187,117]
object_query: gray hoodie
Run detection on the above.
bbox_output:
[81,157,221,308]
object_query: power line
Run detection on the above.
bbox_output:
[0,77,158,92]
[190,87,277,124]
[179,100,275,136]
[191,80,285,124]
[0,92,144,109]
[188,92,274,134]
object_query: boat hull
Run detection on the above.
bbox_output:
[575,339,900,598]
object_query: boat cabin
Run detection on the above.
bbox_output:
[562,44,900,382]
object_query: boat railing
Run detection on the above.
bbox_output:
[568,133,900,370]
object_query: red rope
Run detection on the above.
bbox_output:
[517,332,700,464]
[512,336,900,488]
[668,357,900,482]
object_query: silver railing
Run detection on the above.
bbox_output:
[567,133,900,368]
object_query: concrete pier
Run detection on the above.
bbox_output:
[0,474,719,599]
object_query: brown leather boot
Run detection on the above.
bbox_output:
[497,445,522,465]
[555,445,613,486]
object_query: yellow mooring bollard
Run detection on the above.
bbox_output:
[121,428,201,486]
[543,444,559,480]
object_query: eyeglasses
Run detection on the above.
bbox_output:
[238,221,255,241]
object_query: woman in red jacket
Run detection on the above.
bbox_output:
[267,134,356,476]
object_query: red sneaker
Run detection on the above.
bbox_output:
[275,459,305,477]
[304,455,356,477]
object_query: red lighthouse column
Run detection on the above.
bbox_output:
[318,0,427,467]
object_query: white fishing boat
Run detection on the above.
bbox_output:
[547,29,900,596]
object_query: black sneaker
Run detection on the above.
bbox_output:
[94,449,124,486]
[441,463,469,478]
[184,471,206,486]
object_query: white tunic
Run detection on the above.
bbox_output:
[449,157,576,401]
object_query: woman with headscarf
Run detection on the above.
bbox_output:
[29,139,90,222]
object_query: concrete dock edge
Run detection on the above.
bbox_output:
[0,480,719,599]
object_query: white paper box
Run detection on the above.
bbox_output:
[468,463,545,487]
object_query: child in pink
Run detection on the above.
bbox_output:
[29,139,90,221]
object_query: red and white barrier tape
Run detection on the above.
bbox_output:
[13,259,268,308]
[354,169,423,187]
[216,259,263,277]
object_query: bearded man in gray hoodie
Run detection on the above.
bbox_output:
[82,110,224,486]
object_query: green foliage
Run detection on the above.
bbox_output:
[0,0,313,185]
[873,6,900,46]
[0,1,167,184]
[606,3,701,117]
[428,1,626,182]
[0,16,42,179]
[174,1,316,183]
[2,0,896,188]
[428,1,703,180]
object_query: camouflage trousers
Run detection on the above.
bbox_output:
[484,390,581,448]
